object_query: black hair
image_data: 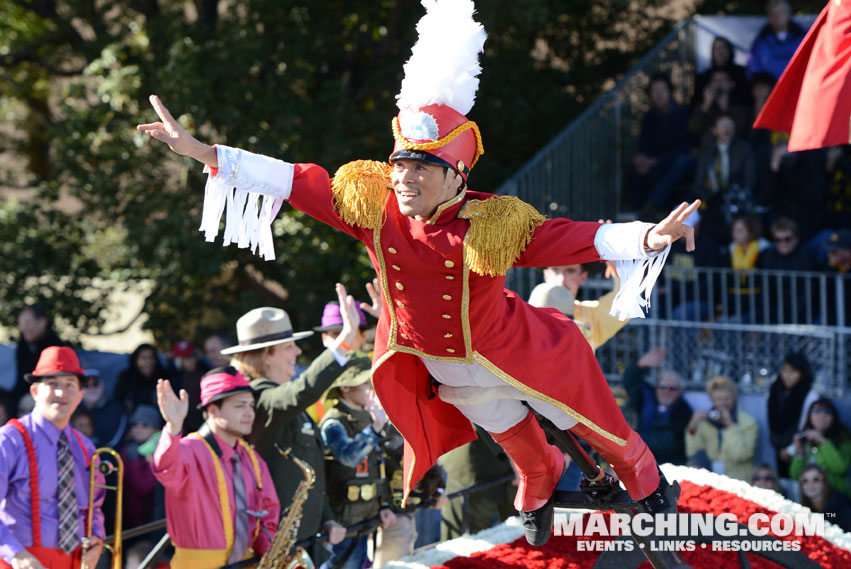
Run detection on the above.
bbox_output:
[648,72,673,95]
[751,71,777,89]
[19,303,50,323]
[710,36,735,68]
[798,464,832,510]
[206,332,233,345]
[71,408,93,426]
[782,352,813,384]
[803,397,849,442]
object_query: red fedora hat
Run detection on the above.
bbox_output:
[25,346,89,383]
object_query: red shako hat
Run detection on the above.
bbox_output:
[389,0,486,181]
[25,346,89,383]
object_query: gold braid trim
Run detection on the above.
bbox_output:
[459,197,546,277]
[392,117,485,168]
[330,160,393,230]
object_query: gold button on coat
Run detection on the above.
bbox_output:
[442,295,452,301]
[442,314,452,319]
[395,282,404,291]
[400,333,409,339]
[446,348,455,353]
[445,275,455,280]
[392,264,401,271]
[396,300,405,308]
[444,333,453,338]
[444,260,455,268]
[388,247,398,254]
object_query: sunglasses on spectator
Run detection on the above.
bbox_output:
[811,407,832,415]
[655,383,681,391]
[801,477,824,484]
[774,235,796,243]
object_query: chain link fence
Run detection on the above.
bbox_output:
[596,319,845,397]
[563,272,850,397]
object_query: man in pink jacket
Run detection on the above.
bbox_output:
[153,367,279,569]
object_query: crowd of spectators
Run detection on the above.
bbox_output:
[622,345,851,531]
[632,1,850,326]
[2,3,851,565]
[1,297,450,569]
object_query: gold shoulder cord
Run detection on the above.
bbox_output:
[330,160,393,230]
[459,196,546,277]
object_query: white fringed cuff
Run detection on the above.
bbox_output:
[594,222,670,320]
[199,145,294,261]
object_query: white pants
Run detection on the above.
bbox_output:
[372,512,417,568]
[421,358,579,433]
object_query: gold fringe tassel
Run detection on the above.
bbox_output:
[459,197,546,277]
[331,160,393,230]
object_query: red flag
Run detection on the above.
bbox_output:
[754,1,851,151]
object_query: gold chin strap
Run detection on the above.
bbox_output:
[391,117,485,168]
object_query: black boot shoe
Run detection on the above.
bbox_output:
[520,496,554,546]
[637,471,680,514]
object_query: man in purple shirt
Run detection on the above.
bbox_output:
[0,346,105,569]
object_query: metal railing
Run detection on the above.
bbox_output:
[135,473,517,569]
[546,267,850,397]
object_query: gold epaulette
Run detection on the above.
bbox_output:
[330,160,393,230]
[458,196,546,277]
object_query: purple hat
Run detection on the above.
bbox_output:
[314,301,368,332]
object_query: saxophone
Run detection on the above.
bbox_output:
[257,445,317,569]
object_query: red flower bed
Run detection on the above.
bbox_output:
[436,481,851,569]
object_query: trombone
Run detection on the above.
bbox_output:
[85,447,124,569]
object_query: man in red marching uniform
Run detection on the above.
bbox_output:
[0,347,105,569]
[139,0,698,545]
[755,0,851,150]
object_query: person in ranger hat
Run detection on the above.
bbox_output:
[225,284,359,559]
[0,346,105,569]
[140,0,699,545]
[319,354,394,569]
[152,367,279,569]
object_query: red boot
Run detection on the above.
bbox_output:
[570,424,660,499]
[489,412,564,545]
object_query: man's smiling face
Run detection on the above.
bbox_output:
[391,159,461,221]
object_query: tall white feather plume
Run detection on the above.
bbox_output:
[396,0,486,116]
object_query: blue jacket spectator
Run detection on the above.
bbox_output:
[80,370,128,448]
[623,348,693,465]
[747,1,807,79]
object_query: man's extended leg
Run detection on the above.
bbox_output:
[526,393,678,516]
[489,411,564,545]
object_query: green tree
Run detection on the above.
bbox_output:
[2,0,683,350]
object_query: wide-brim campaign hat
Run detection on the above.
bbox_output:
[322,353,373,402]
[198,366,254,409]
[528,282,576,317]
[222,307,313,355]
[25,346,92,383]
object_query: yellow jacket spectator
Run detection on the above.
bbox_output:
[686,376,759,481]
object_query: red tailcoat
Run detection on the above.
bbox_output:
[288,164,633,501]
[754,1,851,151]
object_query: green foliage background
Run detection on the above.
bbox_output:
[0,0,827,352]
